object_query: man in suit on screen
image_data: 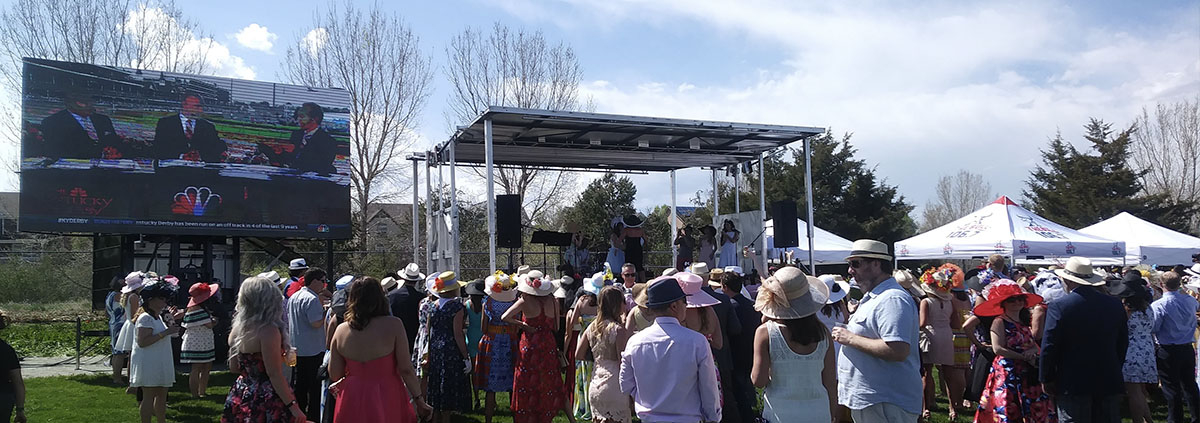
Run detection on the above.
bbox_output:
[257,102,337,174]
[38,91,125,159]
[153,93,227,162]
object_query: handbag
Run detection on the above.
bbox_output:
[918,326,933,353]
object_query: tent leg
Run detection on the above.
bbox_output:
[759,152,768,270]
[450,141,459,276]
[711,169,719,229]
[671,170,677,268]
[485,119,497,273]
[411,157,420,266]
[734,165,740,214]
[425,152,432,272]
[804,137,815,274]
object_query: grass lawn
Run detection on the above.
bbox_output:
[23,369,1170,422]
[1,320,111,357]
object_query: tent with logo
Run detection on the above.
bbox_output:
[764,218,855,265]
[1077,212,1200,266]
[893,196,1126,261]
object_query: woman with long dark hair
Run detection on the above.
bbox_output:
[751,267,834,422]
[575,286,632,423]
[1114,275,1156,423]
[717,219,740,268]
[328,276,431,422]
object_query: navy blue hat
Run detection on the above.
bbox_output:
[645,277,686,309]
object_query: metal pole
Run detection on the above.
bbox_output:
[759,152,768,270]
[411,158,419,266]
[711,169,719,228]
[803,139,816,275]
[485,119,497,273]
[424,153,433,273]
[734,165,740,214]
[670,170,678,268]
[436,152,444,271]
[450,141,459,276]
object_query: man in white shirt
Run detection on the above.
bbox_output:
[620,276,722,423]
[286,267,328,421]
[152,93,226,162]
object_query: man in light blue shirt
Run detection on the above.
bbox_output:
[831,240,921,422]
[1151,271,1200,423]
[286,267,328,421]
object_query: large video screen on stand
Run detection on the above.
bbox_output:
[19,58,351,239]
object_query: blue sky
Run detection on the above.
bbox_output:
[9,0,1200,222]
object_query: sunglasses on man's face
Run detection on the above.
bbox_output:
[849,260,866,269]
[622,273,637,277]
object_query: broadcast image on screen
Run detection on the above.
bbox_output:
[19,58,352,238]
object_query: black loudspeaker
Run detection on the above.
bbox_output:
[496,194,523,248]
[771,200,800,248]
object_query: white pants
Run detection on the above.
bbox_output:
[851,402,918,423]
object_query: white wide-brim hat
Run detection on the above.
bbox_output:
[517,270,555,296]
[399,263,424,282]
[845,239,893,261]
[754,267,830,319]
[1053,256,1103,286]
[818,274,849,304]
[1185,263,1200,278]
[484,274,518,302]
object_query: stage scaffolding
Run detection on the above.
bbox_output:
[414,106,825,276]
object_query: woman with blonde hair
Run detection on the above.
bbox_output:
[222,277,306,423]
[575,285,631,423]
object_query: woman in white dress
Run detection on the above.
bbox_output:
[115,272,147,388]
[751,267,834,423]
[717,219,739,268]
[130,279,180,423]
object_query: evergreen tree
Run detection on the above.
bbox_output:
[560,174,638,252]
[1024,119,1197,231]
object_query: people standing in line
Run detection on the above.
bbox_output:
[830,240,922,422]
[1151,270,1200,423]
[620,276,722,423]
[327,277,431,422]
[475,273,519,423]
[422,272,471,423]
[1041,257,1128,423]
[106,275,128,385]
[752,266,835,423]
[717,220,740,268]
[503,270,570,423]
[1,327,27,422]
[181,282,219,398]
[285,267,328,421]
[566,275,602,421]
[917,264,963,420]
[222,276,307,423]
[130,280,180,423]
[114,272,146,391]
[464,279,486,410]
[1110,272,1158,423]
[973,279,1056,423]
[674,227,696,271]
[699,225,718,269]
[574,286,632,423]
[283,258,309,298]
[726,270,764,423]
[388,263,427,355]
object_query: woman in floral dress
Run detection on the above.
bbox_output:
[973,280,1055,423]
[1116,277,1156,423]
[426,272,471,423]
[223,276,306,423]
[474,274,519,423]
[502,270,569,423]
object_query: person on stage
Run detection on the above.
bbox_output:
[621,215,647,276]
[699,225,718,269]
[606,218,626,275]
[717,219,740,268]
[152,93,227,162]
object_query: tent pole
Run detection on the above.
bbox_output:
[671,169,678,269]
[711,168,719,229]
[450,141,459,276]
[436,152,444,271]
[804,138,815,274]
[734,165,740,214]
[759,152,768,270]
[485,119,497,273]
[424,152,432,273]
[411,157,419,266]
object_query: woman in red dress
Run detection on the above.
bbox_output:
[973,279,1056,423]
[503,270,571,423]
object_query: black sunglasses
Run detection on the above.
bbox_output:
[849,260,865,269]
[622,273,637,277]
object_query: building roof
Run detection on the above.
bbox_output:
[439,106,824,172]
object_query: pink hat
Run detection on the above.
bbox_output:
[673,272,720,308]
[187,283,219,307]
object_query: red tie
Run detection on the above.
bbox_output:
[185,119,194,139]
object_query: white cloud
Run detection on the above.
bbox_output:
[124,5,256,79]
[302,28,329,55]
[234,23,278,52]
[500,0,1200,213]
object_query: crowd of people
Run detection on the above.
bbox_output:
[3,239,1199,423]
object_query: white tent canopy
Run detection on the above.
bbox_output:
[1079,212,1200,266]
[895,196,1126,261]
[765,218,855,265]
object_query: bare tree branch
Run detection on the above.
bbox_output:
[920,169,995,231]
[1131,97,1200,232]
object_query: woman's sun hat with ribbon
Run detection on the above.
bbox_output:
[187,283,220,307]
[672,272,720,308]
[754,266,830,320]
[517,270,556,297]
[431,271,465,295]
[818,274,850,304]
[122,271,147,293]
[582,272,606,296]
[1029,270,1066,305]
[1053,256,1104,286]
[334,275,355,291]
[919,263,964,300]
[973,279,1043,317]
[485,271,518,302]
[139,278,179,302]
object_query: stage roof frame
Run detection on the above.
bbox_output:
[435,106,825,172]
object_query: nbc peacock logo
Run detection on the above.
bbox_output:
[172,186,222,216]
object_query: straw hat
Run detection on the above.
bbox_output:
[973,279,1043,317]
[380,276,399,292]
[818,275,850,304]
[1184,263,1200,278]
[517,270,555,297]
[1053,257,1103,286]
[919,264,964,301]
[257,271,283,288]
[187,283,219,307]
[662,267,679,277]
[673,272,719,308]
[845,239,893,261]
[288,258,308,270]
[399,263,424,282]
[430,271,465,294]
[516,265,532,277]
[893,269,926,299]
[754,267,830,320]
[632,283,649,307]
[552,278,569,299]
[485,273,518,302]
[690,263,711,278]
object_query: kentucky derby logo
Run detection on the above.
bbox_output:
[1064,242,1076,254]
[946,212,991,238]
[172,186,221,216]
[1016,214,1067,240]
[1018,241,1030,254]
[899,245,910,257]
[55,187,113,216]
[1111,243,1123,256]
[943,243,954,255]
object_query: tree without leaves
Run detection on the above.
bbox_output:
[444,22,586,225]
[1130,98,1200,233]
[282,1,433,247]
[920,170,995,231]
